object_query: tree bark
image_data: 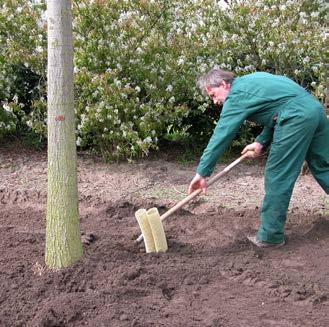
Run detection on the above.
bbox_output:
[46,0,83,268]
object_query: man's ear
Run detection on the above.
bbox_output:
[206,86,213,93]
[221,81,231,89]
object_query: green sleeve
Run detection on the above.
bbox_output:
[196,97,247,177]
[255,126,273,146]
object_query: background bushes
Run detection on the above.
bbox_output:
[0,0,327,160]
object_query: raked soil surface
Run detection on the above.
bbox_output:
[0,143,328,327]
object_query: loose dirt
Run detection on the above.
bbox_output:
[0,143,328,327]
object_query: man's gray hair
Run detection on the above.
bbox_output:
[197,67,234,95]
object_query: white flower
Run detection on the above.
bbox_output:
[169,96,175,103]
[143,136,152,143]
[114,79,121,88]
[200,63,208,73]
[135,86,141,93]
[76,137,82,146]
[3,103,12,113]
[166,85,173,92]
[35,46,43,53]
[177,57,185,65]
[231,34,238,41]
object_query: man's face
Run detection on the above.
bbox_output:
[206,81,231,105]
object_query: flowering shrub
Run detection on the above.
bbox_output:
[219,0,327,101]
[0,0,47,141]
[73,0,219,159]
[0,0,327,159]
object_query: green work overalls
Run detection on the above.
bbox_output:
[197,72,329,244]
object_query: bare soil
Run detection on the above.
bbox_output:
[0,143,328,327]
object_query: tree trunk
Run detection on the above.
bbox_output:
[46,0,83,268]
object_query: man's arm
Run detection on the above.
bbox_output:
[255,126,274,147]
[196,95,248,177]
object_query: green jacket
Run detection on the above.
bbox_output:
[197,72,310,177]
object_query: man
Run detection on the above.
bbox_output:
[188,67,329,248]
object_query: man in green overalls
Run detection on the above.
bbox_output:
[188,68,329,247]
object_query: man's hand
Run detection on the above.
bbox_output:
[241,142,264,158]
[188,173,207,195]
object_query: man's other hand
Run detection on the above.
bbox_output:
[188,174,207,195]
[241,142,264,158]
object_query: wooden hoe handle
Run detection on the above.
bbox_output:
[136,154,248,243]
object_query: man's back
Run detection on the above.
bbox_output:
[233,72,309,102]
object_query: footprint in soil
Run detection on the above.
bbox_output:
[105,201,137,220]
[160,283,175,301]
[221,262,328,306]
[303,219,329,240]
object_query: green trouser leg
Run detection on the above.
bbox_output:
[257,96,328,243]
[305,108,329,193]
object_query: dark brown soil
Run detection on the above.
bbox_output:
[0,143,328,327]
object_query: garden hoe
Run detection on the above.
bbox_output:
[135,153,249,251]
